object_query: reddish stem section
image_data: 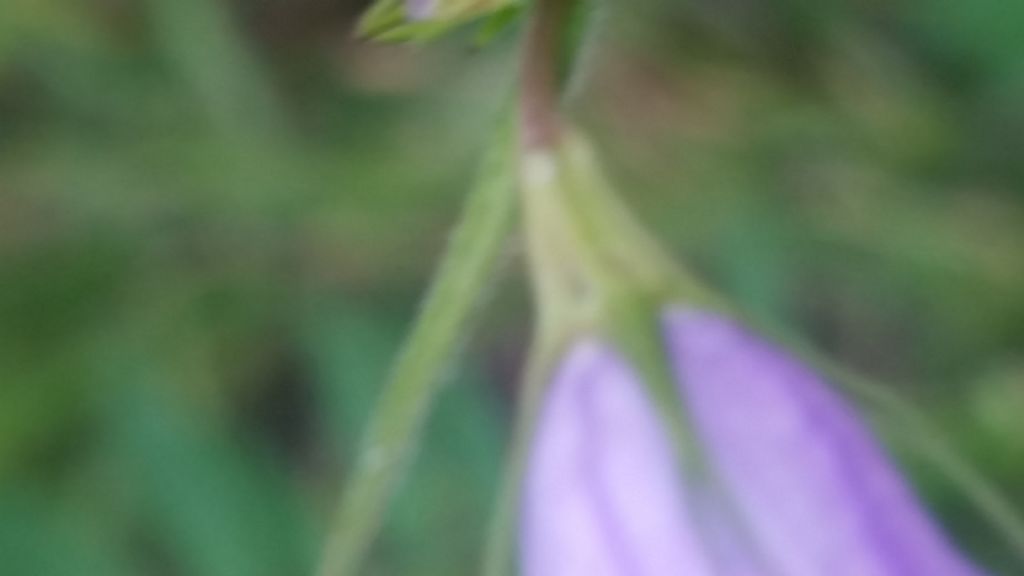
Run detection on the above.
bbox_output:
[520,0,570,151]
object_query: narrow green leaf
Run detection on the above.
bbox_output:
[315,109,518,576]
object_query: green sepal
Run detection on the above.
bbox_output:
[520,129,721,342]
[493,128,735,575]
[482,328,569,576]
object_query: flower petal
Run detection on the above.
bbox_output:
[521,340,716,576]
[664,308,985,576]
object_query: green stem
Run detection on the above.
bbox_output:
[478,3,578,572]
[315,110,517,576]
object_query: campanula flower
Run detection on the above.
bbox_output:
[520,308,986,575]
[516,130,987,576]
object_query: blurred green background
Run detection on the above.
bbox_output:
[1,0,1022,574]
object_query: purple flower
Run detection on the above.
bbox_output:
[520,307,984,576]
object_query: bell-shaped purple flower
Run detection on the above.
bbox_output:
[520,307,985,576]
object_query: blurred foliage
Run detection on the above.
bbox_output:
[0,0,1022,574]
[357,0,520,42]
